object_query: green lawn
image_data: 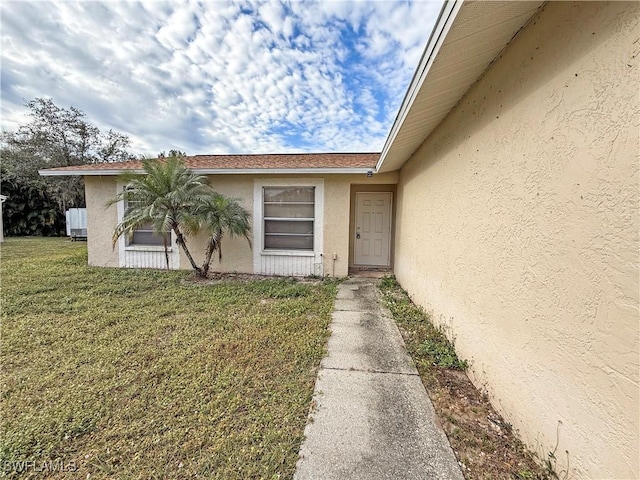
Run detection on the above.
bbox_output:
[0,238,336,479]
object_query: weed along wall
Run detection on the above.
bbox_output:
[393,2,639,479]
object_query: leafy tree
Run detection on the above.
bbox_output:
[0,166,64,236]
[192,193,251,277]
[1,97,135,236]
[109,156,207,273]
[99,130,135,163]
[7,98,133,167]
[157,150,186,158]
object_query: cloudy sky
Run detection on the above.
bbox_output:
[1,1,441,156]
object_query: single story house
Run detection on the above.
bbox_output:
[41,1,639,479]
[42,152,395,276]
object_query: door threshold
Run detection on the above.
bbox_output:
[349,266,393,276]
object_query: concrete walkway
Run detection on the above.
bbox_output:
[294,277,464,480]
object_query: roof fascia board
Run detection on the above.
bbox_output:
[375,0,464,172]
[39,169,144,176]
[39,167,374,176]
[194,167,373,175]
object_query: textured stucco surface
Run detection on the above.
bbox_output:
[179,175,255,273]
[83,172,398,275]
[179,172,399,275]
[393,2,639,479]
[324,173,398,276]
[85,176,118,267]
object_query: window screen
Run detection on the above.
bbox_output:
[263,187,314,251]
[124,197,171,247]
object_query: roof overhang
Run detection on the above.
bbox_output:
[39,167,375,176]
[376,0,543,173]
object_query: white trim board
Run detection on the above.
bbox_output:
[376,0,463,172]
[40,167,374,176]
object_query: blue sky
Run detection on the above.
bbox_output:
[0,1,441,156]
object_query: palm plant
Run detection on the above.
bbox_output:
[109,156,208,273]
[193,192,251,277]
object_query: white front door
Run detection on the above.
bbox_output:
[354,192,392,266]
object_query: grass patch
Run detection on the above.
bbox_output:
[379,276,551,480]
[379,275,467,371]
[0,237,337,479]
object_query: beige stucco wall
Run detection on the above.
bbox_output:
[324,172,398,276]
[178,172,398,276]
[393,2,639,479]
[179,175,255,273]
[84,172,398,275]
[85,176,119,267]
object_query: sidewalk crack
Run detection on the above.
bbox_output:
[321,366,419,377]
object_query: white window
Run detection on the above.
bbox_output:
[263,187,315,251]
[116,182,180,269]
[124,197,170,247]
[253,179,323,275]
[126,221,170,246]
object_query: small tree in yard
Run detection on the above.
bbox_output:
[192,193,252,277]
[109,156,206,273]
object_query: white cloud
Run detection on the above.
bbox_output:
[258,1,285,36]
[0,0,442,156]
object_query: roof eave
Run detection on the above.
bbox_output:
[39,169,140,176]
[376,0,464,173]
[39,167,375,177]
[193,167,374,175]
[376,0,544,174]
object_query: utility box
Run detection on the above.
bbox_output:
[66,208,87,241]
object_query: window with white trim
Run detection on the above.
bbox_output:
[263,186,314,251]
[124,197,171,247]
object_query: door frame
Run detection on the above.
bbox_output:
[348,184,396,270]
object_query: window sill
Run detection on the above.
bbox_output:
[261,250,315,257]
[125,246,173,252]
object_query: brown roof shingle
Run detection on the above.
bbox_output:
[41,152,380,174]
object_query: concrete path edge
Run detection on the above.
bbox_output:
[294,277,464,480]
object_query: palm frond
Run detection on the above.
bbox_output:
[198,192,252,274]
[109,156,209,273]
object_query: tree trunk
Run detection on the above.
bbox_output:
[163,235,170,270]
[201,230,222,277]
[201,238,215,277]
[173,225,202,275]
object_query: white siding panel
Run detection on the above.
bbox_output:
[260,254,319,276]
[124,249,178,269]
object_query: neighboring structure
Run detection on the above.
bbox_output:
[65,208,88,241]
[41,1,639,478]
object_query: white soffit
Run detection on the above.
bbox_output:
[377,0,543,173]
